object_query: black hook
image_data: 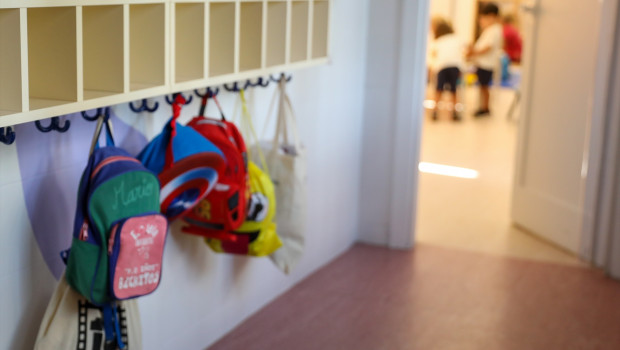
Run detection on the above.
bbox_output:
[35,116,71,133]
[250,77,270,88]
[165,93,193,105]
[0,127,16,145]
[270,73,292,83]
[81,108,102,122]
[82,107,111,122]
[129,99,159,113]
[224,80,257,92]
[195,87,220,98]
[223,82,241,93]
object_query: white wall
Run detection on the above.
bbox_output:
[429,0,476,44]
[430,0,453,19]
[0,0,369,348]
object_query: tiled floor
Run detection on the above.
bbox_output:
[210,244,620,350]
[417,85,583,266]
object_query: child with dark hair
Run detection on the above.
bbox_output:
[429,18,464,121]
[467,2,503,117]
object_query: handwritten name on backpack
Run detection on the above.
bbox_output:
[112,179,156,211]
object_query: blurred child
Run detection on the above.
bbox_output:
[502,14,522,63]
[429,18,464,121]
[467,2,503,117]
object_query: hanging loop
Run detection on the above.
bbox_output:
[0,127,16,145]
[129,99,159,113]
[35,116,71,133]
[171,94,186,120]
[165,93,193,105]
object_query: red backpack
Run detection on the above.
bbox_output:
[182,93,249,237]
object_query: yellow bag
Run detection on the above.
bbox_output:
[205,90,282,256]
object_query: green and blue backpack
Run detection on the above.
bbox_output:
[65,114,168,348]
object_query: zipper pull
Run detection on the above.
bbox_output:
[79,220,89,241]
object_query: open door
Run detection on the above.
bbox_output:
[511,0,601,253]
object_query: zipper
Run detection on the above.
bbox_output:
[108,223,119,255]
[91,156,140,180]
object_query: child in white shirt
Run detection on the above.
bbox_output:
[430,18,464,121]
[467,2,503,117]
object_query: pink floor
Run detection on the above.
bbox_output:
[209,243,620,350]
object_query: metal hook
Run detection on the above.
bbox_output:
[0,127,16,145]
[129,99,159,113]
[82,107,112,122]
[195,87,220,98]
[35,116,71,133]
[251,77,270,88]
[165,93,193,105]
[223,82,241,93]
[270,73,292,83]
[224,80,256,91]
[81,108,102,122]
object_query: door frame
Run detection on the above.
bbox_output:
[583,0,620,275]
[581,0,620,262]
[389,0,619,257]
[385,0,430,248]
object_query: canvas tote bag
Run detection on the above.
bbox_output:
[35,273,142,350]
[258,79,307,274]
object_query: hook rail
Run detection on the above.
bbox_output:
[35,116,71,133]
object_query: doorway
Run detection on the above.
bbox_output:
[415,0,592,265]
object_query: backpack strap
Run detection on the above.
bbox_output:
[240,89,270,177]
[102,302,126,349]
[164,94,185,170]
[199,92,227,121]
[89,109,115,156]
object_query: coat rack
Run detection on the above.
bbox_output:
[0,0,331,129]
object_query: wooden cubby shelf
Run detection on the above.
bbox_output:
[129,3,166,91]
[174,2,205,83]
[239,1,263,72]
[312,0,329,59]
[0,9,22,116]
[209,2,236,77]
[83,5,125,99]
[28,7,78,110]
[290,1,309,63]
[0,0,331,128]
[266,1,286,67]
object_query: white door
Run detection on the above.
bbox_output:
[511,0,602,253]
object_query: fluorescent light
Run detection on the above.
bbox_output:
[423,100,436,109]
[418,162,479,179]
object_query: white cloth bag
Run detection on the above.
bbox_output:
[257,79,307,274]
[35,274,142,350]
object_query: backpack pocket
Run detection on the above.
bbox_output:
[108,213,168,300]
[66,237,108,303]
